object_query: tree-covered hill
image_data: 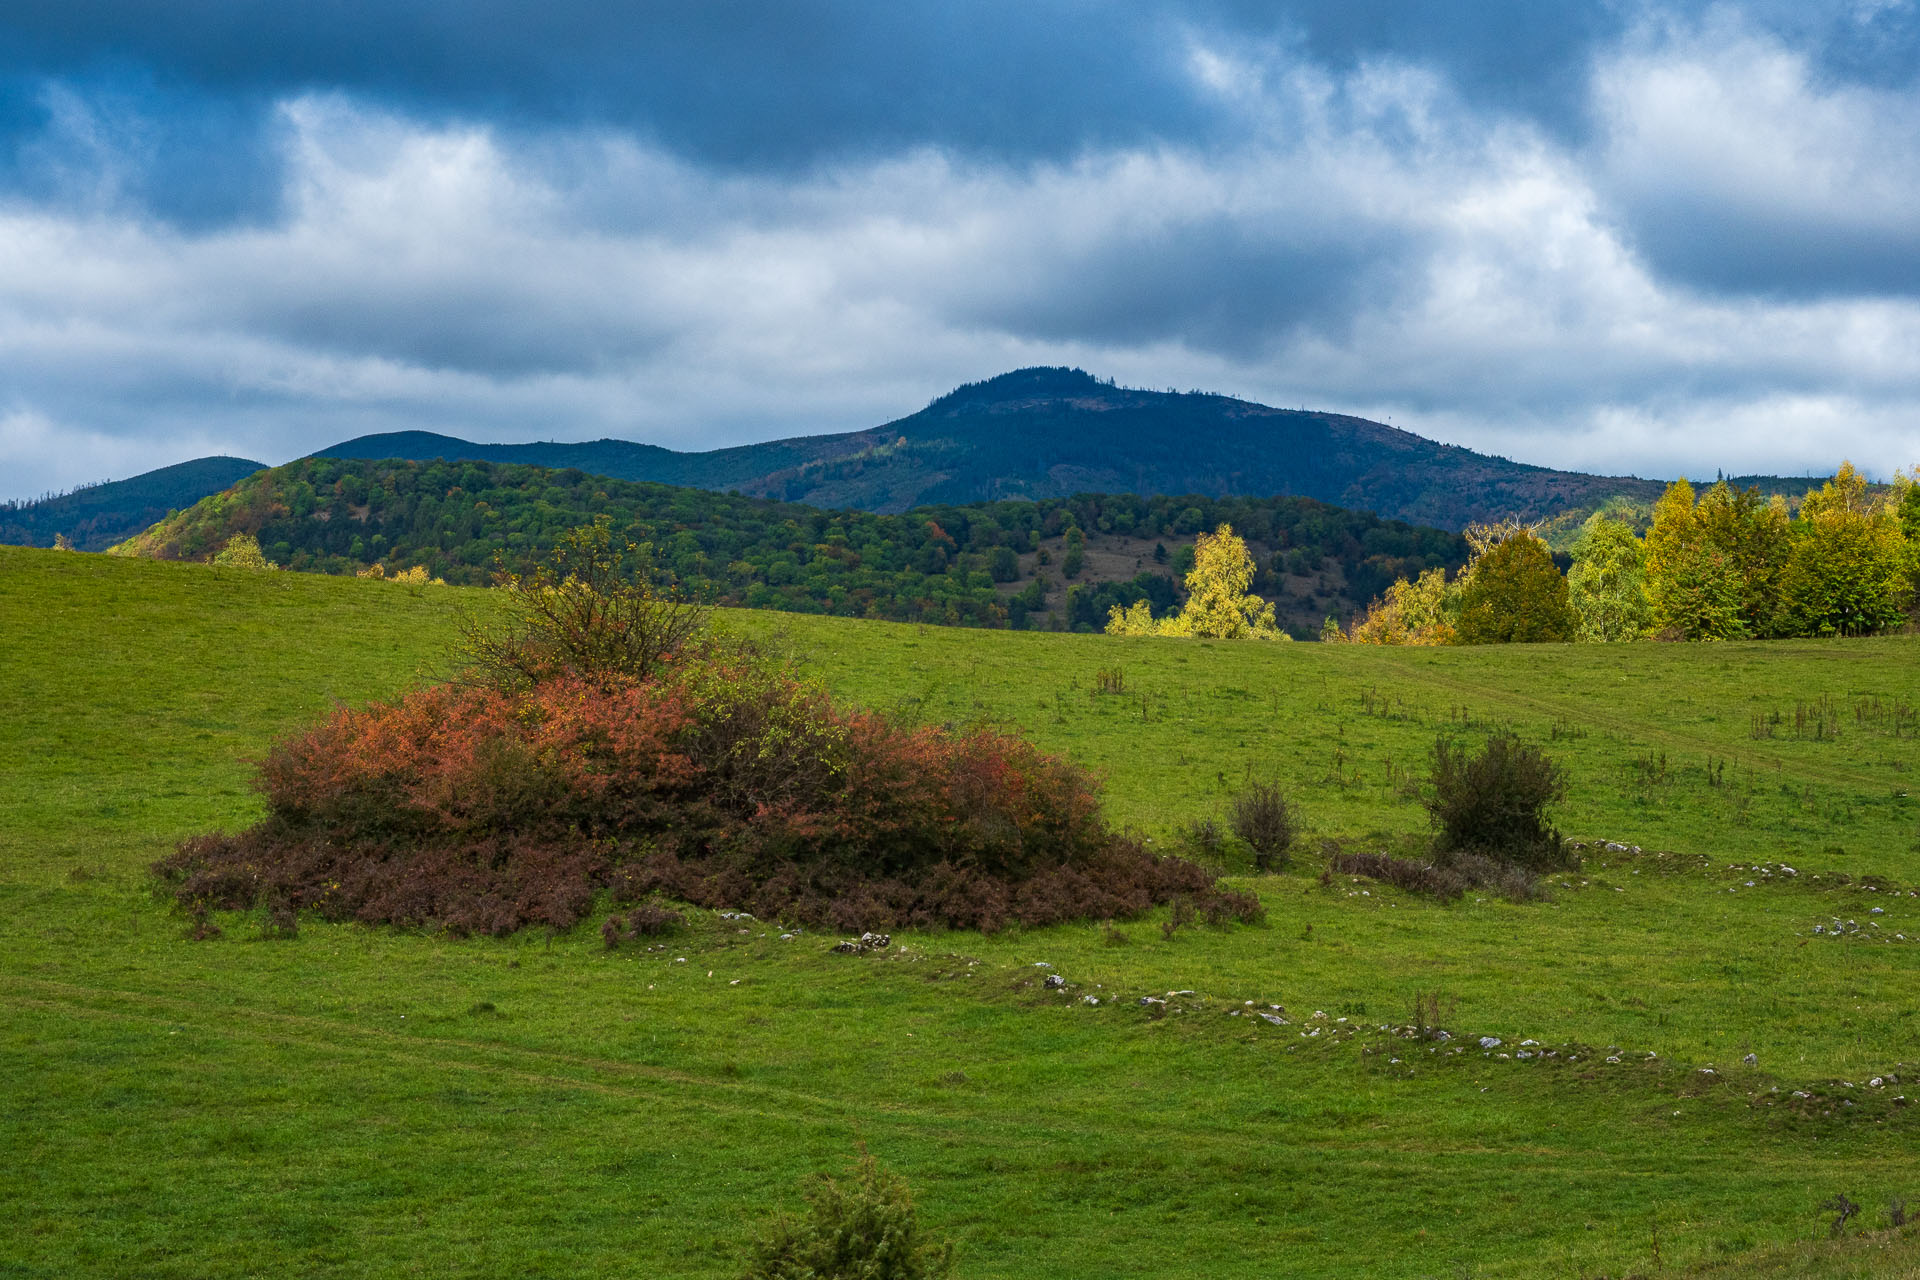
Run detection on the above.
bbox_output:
[112,456,1466,635]
[317,367,1672,530]
[0,456,264,551]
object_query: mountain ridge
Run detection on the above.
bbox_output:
[312,367,1669,529]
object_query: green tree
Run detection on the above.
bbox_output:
[1780,462,1911,636]
[1651,541,1747,640]
[1695,481,1791,636]
[1567,513,1650,642]
[1896,467,1920,613]
[1454,530,1574,644]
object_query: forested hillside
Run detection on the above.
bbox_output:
[112,455,1465,634]
[0,456,264,551]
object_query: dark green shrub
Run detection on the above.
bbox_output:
[1230,781,1295,870]
[1426,731,1569,870]
[741,1154,955,1280]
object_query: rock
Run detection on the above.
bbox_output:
[1032,961,1054,969]
[1479,1036,1502,1049]
[831,931,892,955]
[1743,1053,1758,1066]
[1520,1039,1540,1047]
[1257,1012,1287,1026]
[1043,974,1066,989]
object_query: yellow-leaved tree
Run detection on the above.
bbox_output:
[1105,524,1287,640]
[1344,567,1454,645]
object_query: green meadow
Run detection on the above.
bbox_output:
[4,544,1920,1278]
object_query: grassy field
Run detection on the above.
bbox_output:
[4,545,1920,1279]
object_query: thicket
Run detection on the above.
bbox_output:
[157,527,1257,936]
[1427,731,1569,872]
[111,455,1462,630]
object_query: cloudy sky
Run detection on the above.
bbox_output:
[4,1,1920,501]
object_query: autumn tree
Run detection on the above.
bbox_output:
[1566,513,1650,642]
[1454,527,1574,644]
[1346,566,1454,645]
[1105,524,1284,640]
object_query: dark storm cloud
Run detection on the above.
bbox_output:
[0,1,1222,169]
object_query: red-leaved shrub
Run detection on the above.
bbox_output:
[158,660,1258,936]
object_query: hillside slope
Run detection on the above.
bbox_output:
[317,368,1668,529]
[0,456,264,551]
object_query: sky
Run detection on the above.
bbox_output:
[4,1,1920,501]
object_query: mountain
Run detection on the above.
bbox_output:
[314,368,1669,529]
[0,456,266,551]
[111,455,1467,636]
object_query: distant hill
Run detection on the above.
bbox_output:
[112,455,1467,636]
[314,368,1671,530]
[0,456,265,551]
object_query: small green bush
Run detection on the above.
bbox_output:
[741,1154,955,1280]
[1230,781,1295,870]
[1426,731,1568,871]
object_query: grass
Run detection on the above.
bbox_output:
[4,544,1920,1278]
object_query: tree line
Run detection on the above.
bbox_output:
[1339,464,1920,644]
[111,456,1462,631]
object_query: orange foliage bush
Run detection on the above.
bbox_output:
[159,661,1256,935]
